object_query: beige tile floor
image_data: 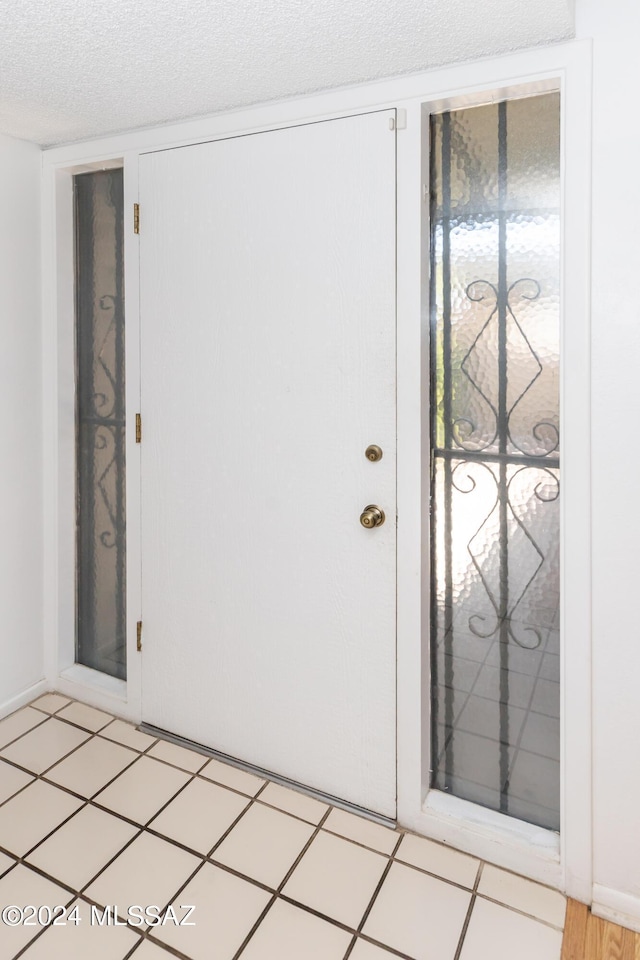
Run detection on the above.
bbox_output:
[0,695,567,960]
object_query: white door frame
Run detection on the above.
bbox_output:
[41,38,592,899]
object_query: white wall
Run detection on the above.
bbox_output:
[0,133,45,714]
[576,0,640,931]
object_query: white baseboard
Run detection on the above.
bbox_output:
[592,884,640,934]
[0,679,49,720]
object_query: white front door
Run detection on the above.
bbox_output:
[139,111,397,817]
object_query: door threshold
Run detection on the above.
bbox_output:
[139,721,397,830]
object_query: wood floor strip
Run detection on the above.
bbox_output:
[602,920,630,960]
[562,900,640,960]
[620,926,637,960]
[586,914,606,959]
[562,899,588,960]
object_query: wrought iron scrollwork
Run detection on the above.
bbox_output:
[452,278,558,459]
[451,460,559,650]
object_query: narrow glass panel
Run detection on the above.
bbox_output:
[75,169,126,680]
[429,94,560,830]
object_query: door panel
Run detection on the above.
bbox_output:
[140,111,397,816]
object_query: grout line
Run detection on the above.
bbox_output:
[351,934,419,959]
[76,827,146,899]
[275,804,333,893]
[474,891,567,932]
[0,715,52,754]
[0,770,38,811]
[29,700,72,716]
[452,859,484,960]
[231,804,334,959]
[227,893,279,960]
[275,893,363,936]
[9,866,78,960]
[40,747,141,798]
[342,935,359,958]
[344,833,405,957]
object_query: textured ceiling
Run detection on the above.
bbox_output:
[0,0,574,147]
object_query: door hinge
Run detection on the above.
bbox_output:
[135,413,142,443]
[133,203,140,234]
[136,621,142,652]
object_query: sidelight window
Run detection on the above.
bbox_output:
[74,168,126,680]
[429,93,561,830]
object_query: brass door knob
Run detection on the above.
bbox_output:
[365,444,383,462]
[360,505,385,528]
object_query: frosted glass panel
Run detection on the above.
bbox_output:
[75,169,126,680]
[429,94,560,830]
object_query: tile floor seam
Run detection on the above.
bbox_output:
[4,761,206,899]
[19,801,89,861]
[68,723,154,759]
[342,933,359,959]
[275,892,364,936]
[202,798,260,860]
[97,723,161,754]
[228,893,279,960]
[477,859,564,896]
[452,857,484,960]
[389,855,481,895]
[194,768,265,802]
[0,715,51,754]
[273,803,332,894]
[40,745,142,800]
[351,931,420,960]
[253,795,330,826]
[76,827,147,899]
[29,705,68,717]
[355,833,404,932]
[320,825,401,856]
[0,767,36,810]
[137,852,209,934]
[228,805,355,958]
[473,891,566,931]
[337,833,418,960]
[3,818,147,907]
[0,725,94,781]
[0,747,143,827]
[87,753,204,830]
[7,868,79,960]
[142,931,201,960]
[144,747,211,777]
[43,712,113,737]
[198,855,276,897]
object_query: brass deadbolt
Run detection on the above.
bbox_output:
[360,505,385,529]
[365,444,383,462]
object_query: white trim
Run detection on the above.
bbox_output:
[405,791,562,888]
[57,664,132,719]
[0,681,50,721]
[557,41,593,907]
[42,37,592,897]
[122,151,142,724]
[592,886,640,935]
